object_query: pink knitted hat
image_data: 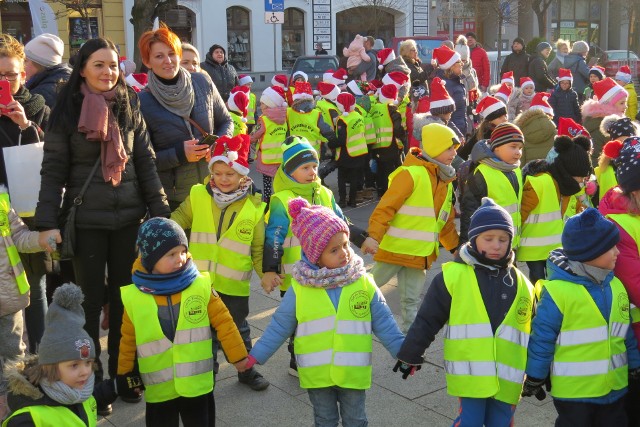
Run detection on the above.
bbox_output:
[289,198,350,264]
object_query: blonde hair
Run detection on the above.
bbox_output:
[181,42,200,61]
[24,360,98,386]
[0,34,25,71]
[399,39,417,58]
[555,39,570,51]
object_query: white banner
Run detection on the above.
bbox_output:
[29,0,59,36]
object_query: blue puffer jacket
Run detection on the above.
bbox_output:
[249,264,405,364]
[25,64,72,109]
[437,69,467,136]
[548,85,581,125]
[139,72,233,205]
[526,249,640,404]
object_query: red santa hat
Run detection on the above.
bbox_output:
[209,135,251,176]
[377,48,396,70]
[368,79,383,90]
[291,70,308,82]
[336,92,356,115]
[472,96,506,119]
[494,83,512,103]
[432,45,461,70]
[125,73,147,92]
[271,74,288,88]
[317,81,341,102]
[557,68,573,82]
[292,81,314,101]
[231,85,249,94]
[519,77,534,89]
[238,74,253,86]
[528,92,554,116]
[616,65,633,83]
[429,77,455,110]
[260,86,288,108]
[557,117,591,139]
[322,69,336,83]
[589,65,606,80]
[324,68,348,85]
[378,84,398,104]
[382,71,409,88]
[593,77,628,104]
[500,71,514,86]
[227,91,249,121]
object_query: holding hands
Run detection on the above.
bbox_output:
[261,272,283,293]
[361,236,379,255]
[38,229,61,253]
[393,360,421,380]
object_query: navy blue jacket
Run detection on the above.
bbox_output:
[549,86,581,125]
[25,64,71,109]
[437,69,467,136]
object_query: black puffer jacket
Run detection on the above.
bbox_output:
[200,44,239,102]
[24,64,72,109]
[500,49,530,85]
[35,93,170,231]
[548,86,581,125]
[528,54,555,92]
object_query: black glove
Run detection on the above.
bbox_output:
[393,360,421,380]
[115,373,145,399]
[521,376,546,401]
[629,368,640,384]
[93,379,118,406]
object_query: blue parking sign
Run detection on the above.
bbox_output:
[265,0,284,12]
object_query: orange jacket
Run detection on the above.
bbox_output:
[367,149,459,270]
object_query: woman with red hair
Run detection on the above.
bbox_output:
[138,26,233,210]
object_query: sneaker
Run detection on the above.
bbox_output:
[97,403,112,417]
[238,367,270,391]
[289,358,299,377]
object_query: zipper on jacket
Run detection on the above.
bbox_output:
[217,207,227,240]
[167,295,177,338]
[227,211,237,231]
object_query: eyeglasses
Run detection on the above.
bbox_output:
[0,73,19,81]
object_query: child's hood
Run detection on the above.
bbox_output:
[411,113,444,142]
[263,105,288,124]
[272,165,321,197]
[513,108,551,129]
[469,139,494,163]
[344,35,365,53]
[291,99,315,113]
[598,187,631,217]
[581,99,621,119]
[5,355,47,412]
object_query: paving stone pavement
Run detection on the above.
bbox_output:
[96,169,556,426]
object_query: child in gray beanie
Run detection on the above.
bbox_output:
[2,284,139,424]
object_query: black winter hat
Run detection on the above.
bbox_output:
[137,217,189,272]
[554,135,592,178]
[513,37,525,46]
[607,136,640,193]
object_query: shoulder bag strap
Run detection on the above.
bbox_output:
[187,117,210,137]
[74,157,101,206]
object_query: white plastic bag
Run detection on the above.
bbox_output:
[4,142,44,217]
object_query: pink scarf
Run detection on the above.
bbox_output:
[78,84,128,186]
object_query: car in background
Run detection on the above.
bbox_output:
[288,55,339,88]
[597,50,640,80]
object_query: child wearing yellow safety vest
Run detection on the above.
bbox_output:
[3,284,132,426]
[599,136,640,423]
[396,198,534,426]
[329,92,369,208]
[249,198,404,426]
[118,218,249,426]
[522,208,640,426]
[0,189,47,420]
[518,133,592,285]
[250,85,288,203]
[171,135,269,392]
[460,122,525,247]
[361,123,460,333]
[237,75,257,133]
[596,115,638,202]
[227,89,249,136]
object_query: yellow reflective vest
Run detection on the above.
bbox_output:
[188,184,265,296]
[442,262,533,405]
[539,278,629,398]
[335,112,368,160]
[230,111,247,136]
[293,274,376,389]
[476,164,523,247]
[287,108,325,154]
[0,193,29,295]
[3,397,97,427]
[379,166,453,257]
[247,92,257,125]
[121,276,214,403]
[595,165,618,202]
[269,186,333,290]
[354,104,376,146]
[259,116,288,165]
[369,103,394,149]
[315,99,338,130]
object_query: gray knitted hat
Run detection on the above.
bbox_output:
[39,284,95,364]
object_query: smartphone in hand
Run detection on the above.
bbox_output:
[0,80,13,115]
[198,134,218,147]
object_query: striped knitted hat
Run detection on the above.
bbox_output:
[490,122,524,150]
[289,198,350,264]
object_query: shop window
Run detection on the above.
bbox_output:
[1,3,33,44]
[159,6,195,43]
[227,7,251,71]
[282,8,305,70]
[69,17,99,57]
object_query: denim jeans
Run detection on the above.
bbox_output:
[526,260,547,286]
[307,387,367,427]
[453,397,516,427]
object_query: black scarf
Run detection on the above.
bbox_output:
[13,86,45,119]
[547,161,581,196]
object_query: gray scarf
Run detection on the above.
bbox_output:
[421,152,457,181]
[471,140,520,172]
[146,68,195,131]
[567,260,612,286]
[40,373,95,405]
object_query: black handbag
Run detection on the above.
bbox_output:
[58,157,101,260]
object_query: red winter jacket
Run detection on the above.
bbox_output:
[470,45,490,89]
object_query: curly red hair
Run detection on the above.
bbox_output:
[138,25,182,64]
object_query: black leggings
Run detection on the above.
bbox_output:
[72,224,139,379]
[146,392,215,427]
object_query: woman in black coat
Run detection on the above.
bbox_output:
[528,42,556,92]
[35,39,170,410]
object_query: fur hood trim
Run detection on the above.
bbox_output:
[581,100,621,119]
[513,108,553,128]
[6,355,44,401]
[522,158,549,178]
[412,113,444,141]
